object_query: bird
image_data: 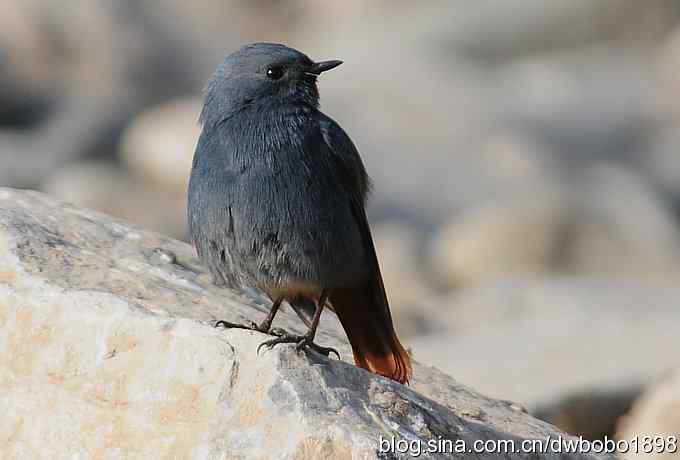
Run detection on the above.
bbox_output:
[187,43,412,384]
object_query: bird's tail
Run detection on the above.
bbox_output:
[329,278,412,384]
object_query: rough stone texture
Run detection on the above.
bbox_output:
[0,188,611,459]
[617,370,680,460]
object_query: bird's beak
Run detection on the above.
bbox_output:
[310,60,343,75]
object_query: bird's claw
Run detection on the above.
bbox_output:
[215,319,242,329]
[214,319,262,332]
[308,342,341,360]
[256,333,298,355]
[256,332,340,360]
[269,327,289,337]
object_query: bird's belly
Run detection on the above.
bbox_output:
[230,175,366,289]
[262,279,322,302]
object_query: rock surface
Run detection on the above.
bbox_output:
[0,188,611,459]
[428,163,680,288]
[120,97,202,195]
[429,193,568,287]
[617,370,680,460]
[410,279,680,408]
[564,164,680,276]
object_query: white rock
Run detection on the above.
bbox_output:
[120,97,202,195]
[410,278,680,409]
[429,193,569,287]
[617,370,680,460]
[0,188,609,459]
[566,164,680,276]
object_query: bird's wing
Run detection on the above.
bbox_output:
[316,112,390,319]
[317,114,411,384]
[318,113,371,203]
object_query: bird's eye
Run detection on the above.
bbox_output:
[266,66,285,80]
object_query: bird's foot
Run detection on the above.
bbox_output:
[257,331,340,359]
[215,319,272,334]
[269,327,288,337]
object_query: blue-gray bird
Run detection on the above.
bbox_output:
[188,43,411,384]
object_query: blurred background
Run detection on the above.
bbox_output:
[2,0,680,451]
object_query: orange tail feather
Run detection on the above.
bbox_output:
[330,280,412,384]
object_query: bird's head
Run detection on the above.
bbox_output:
[200,43,342,126]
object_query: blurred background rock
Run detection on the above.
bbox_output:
[2,0,680,447]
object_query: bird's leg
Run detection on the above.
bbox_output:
[288,301,314,329]
[257,290,340,359]
[256,297,284,332]
[215,298,282,333]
